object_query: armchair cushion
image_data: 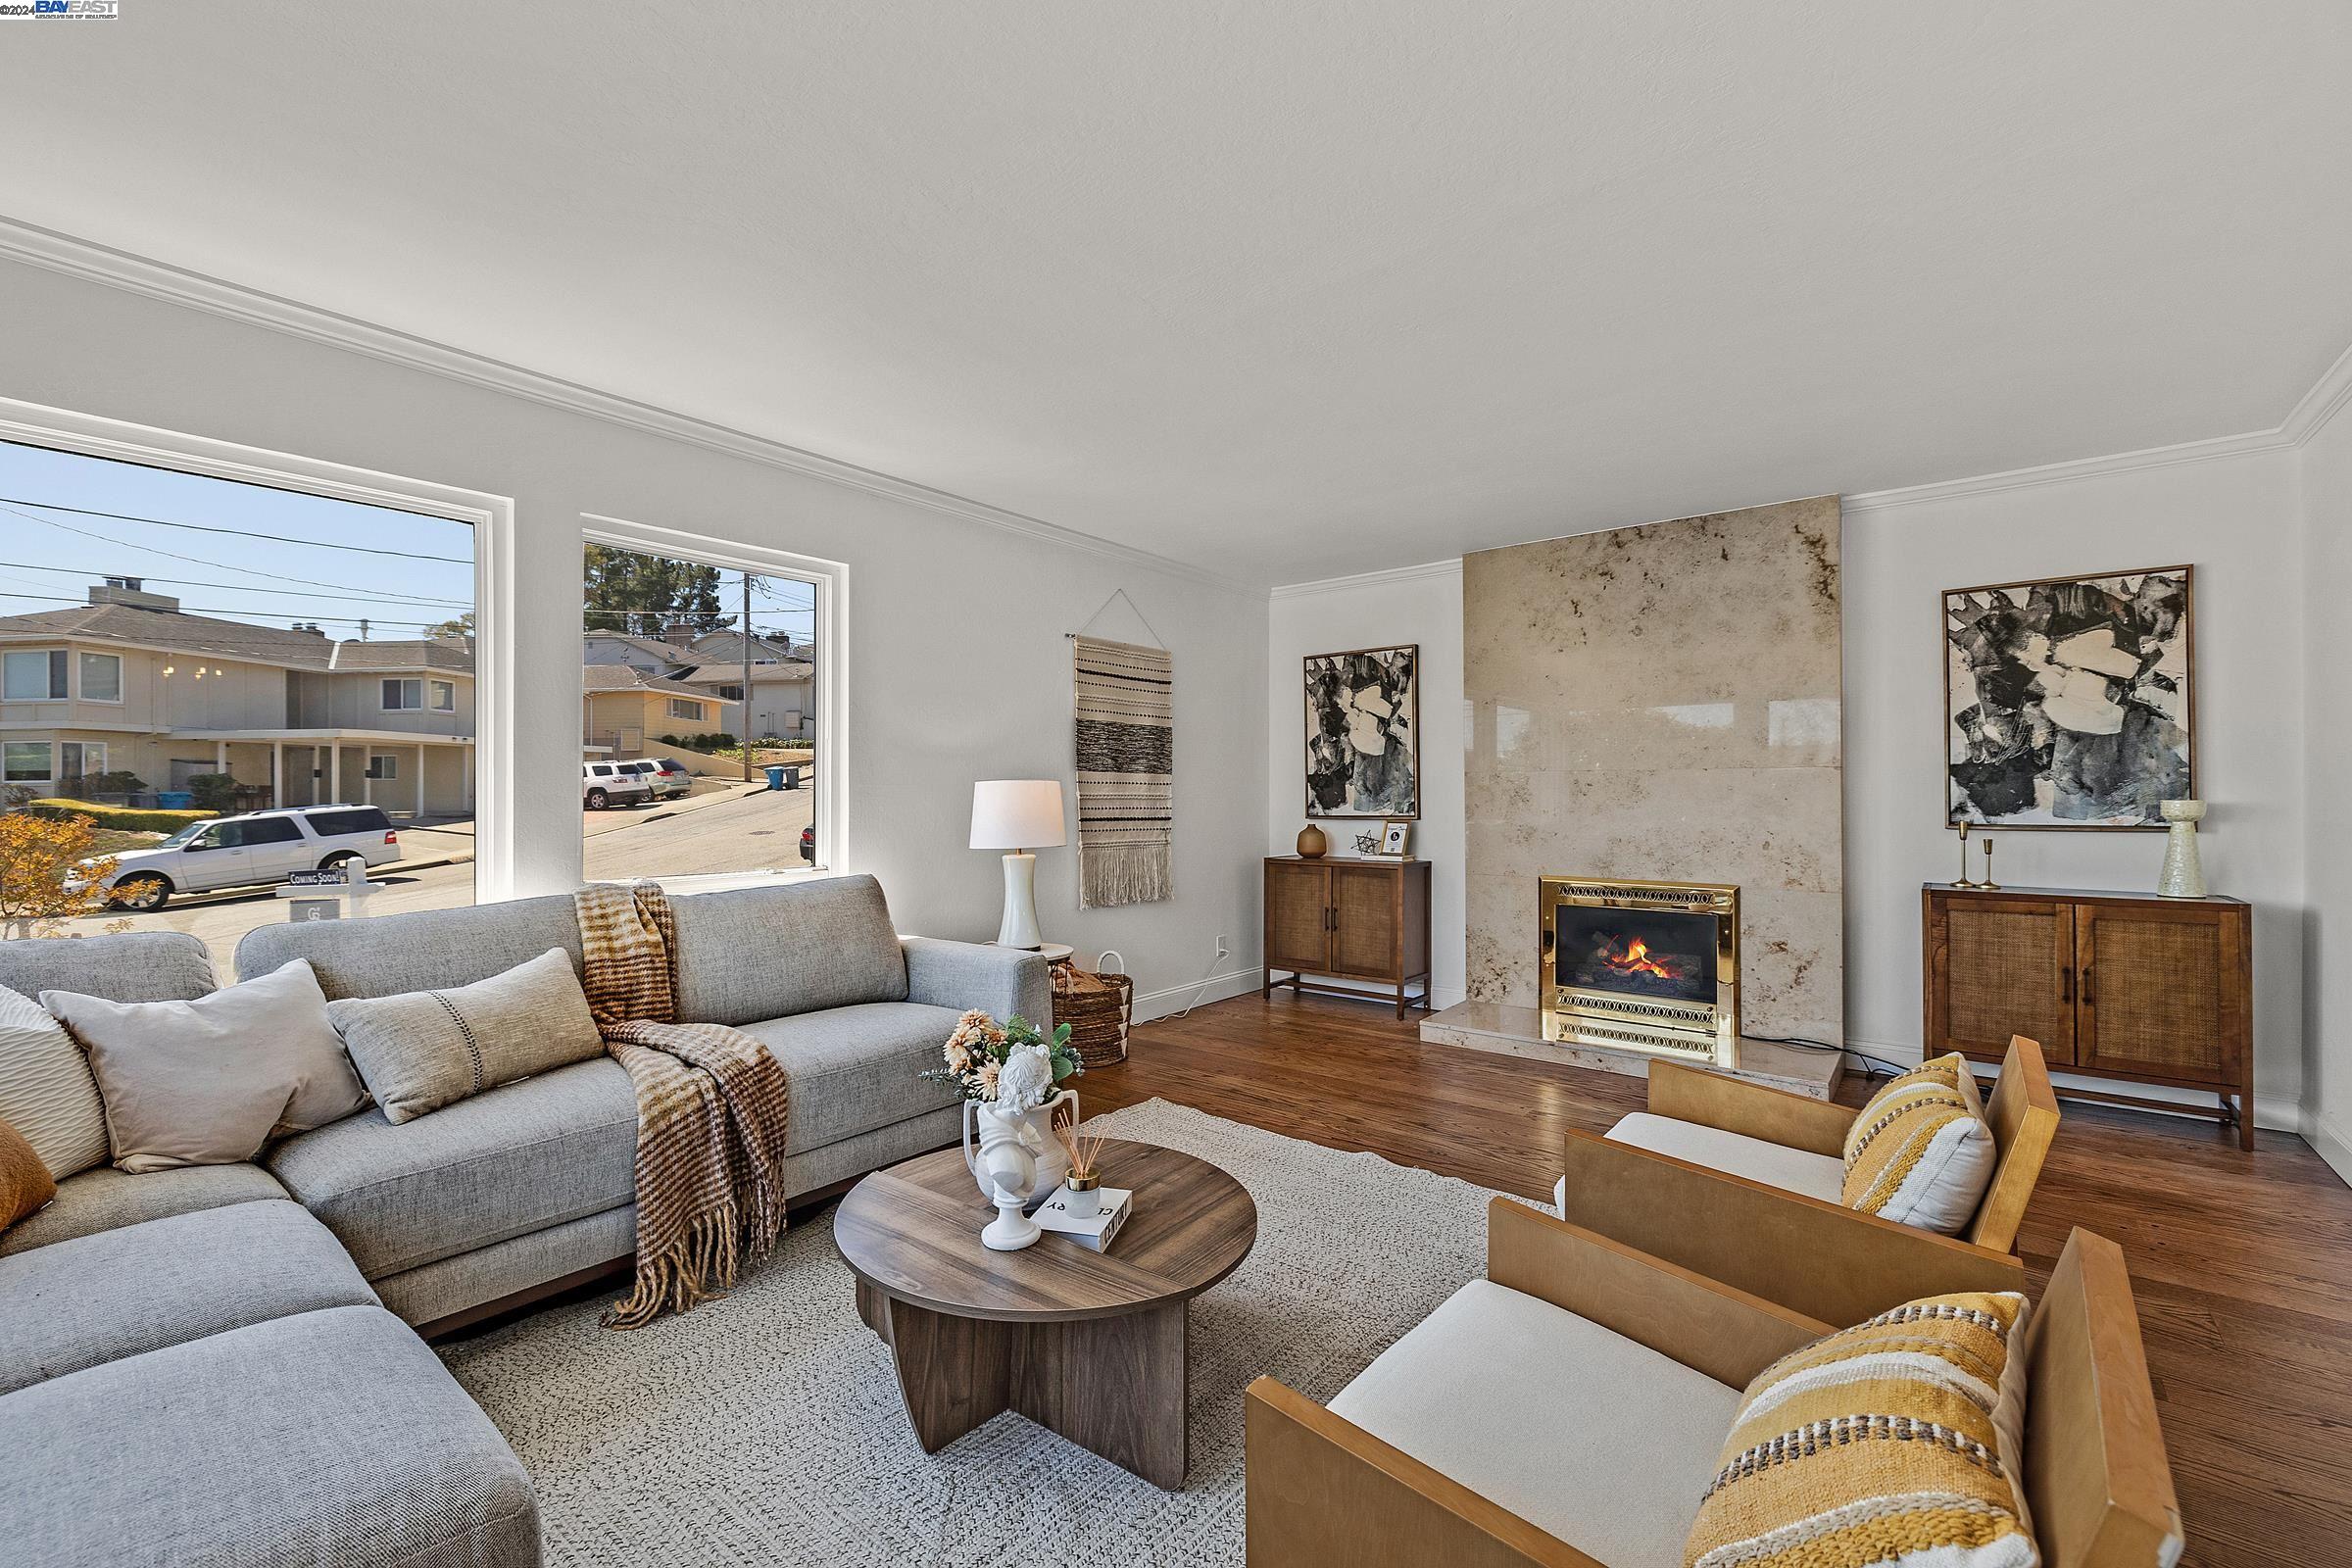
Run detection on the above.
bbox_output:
[1841,1054,1996,1234]
[1601,1112,1846,1203]
[1686,1290,2034,1568]
[1327,1278,1742,1567]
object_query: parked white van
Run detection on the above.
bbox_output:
[71,805,404,910]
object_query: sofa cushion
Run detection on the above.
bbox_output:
[0,1160,288,1258]
[1605,1111,1847,1202]
[0,929,215,1004]
[0,984,108,1180]
[0,1303,539,1568]
[236,890,584,999]
[669,874,908,1026]
[732,1002,963,1153]
[1328,1278,1740,1568]
[327,948,607,1124]
[267,1056,636,1278]
[47,959,370,1172]
[0,1199,376,1395]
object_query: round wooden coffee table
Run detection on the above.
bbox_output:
[834,1138,1256,1488]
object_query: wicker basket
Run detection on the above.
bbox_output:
[1052,960,1132,1067]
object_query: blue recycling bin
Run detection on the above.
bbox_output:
[157,791,195,809]
[762,765,787,791]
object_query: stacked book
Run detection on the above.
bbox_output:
[1033,1185,1134,1251]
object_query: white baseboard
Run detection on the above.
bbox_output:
[1844,1035,2309,1136]
[1131,967,1261,1024]
[2306,1114,2352,1190]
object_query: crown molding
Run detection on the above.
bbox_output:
[0,216,1256,597]
[1270,558,1464,600]
[1846,338,2352,514]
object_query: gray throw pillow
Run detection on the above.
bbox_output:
[325,947,606,1125]
[43,960,369,1172]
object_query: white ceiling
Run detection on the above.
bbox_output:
[2,3,2347,584]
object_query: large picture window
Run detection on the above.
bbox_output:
[579,521,840,884]
[0,426,494,973]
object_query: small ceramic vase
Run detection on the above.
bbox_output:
[1296,823,1327,858]
[2158,799,2208,899]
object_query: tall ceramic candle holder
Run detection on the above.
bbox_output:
[2158,799,2208,900]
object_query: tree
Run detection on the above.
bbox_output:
[582,546,726,639]
[427,611,476,641]
[0,812,123,939]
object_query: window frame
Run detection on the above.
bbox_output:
[0,396,515,898]
[582,513,848,884]
[3,740,54,783]
[429,678,457,712]
[380,677,422,711]
[666,696,705,721]
[366,752,400,781]
[3,649,68,702]
[75,651,122,704]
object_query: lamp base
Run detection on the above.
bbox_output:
[997,851,1044,951]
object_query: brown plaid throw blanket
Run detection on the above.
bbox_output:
[573,881,792,1328]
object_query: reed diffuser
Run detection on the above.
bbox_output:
[1053,1105,1108,1218]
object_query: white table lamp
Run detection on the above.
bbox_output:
[970,779,1067,951]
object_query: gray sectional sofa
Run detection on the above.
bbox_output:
[0,875,1050,1568]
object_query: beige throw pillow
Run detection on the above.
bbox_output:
[45,959,369,1172]
[326,948,605,1125]
[0,982,109,1180]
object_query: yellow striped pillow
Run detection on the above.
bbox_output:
[1684,1291,2036,1568]
[1841,1054,1996,1233]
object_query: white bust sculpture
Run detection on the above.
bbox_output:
[994,1042,1055,1114]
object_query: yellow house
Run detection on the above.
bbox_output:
[580,664,742,758]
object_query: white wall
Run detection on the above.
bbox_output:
[1266,563,1465,1008]
[2304,378,2352,1173]
[0,260,1267,1017]
[1843,452,2307,1124]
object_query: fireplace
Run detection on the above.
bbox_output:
[1540,877,1739,1064]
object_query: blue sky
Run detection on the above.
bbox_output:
[0,438,816,643]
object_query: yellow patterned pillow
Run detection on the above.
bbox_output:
[1841,1054,1996,1233]
[1685,1292,2037,1568]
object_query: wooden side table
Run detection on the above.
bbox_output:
[834,1139,1256,1488]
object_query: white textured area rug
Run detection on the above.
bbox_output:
[440,1099,1512,1568]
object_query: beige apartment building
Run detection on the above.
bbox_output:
[0,579,475,817]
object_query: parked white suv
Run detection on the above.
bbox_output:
[582,760,654,810]
[74,805,403,911]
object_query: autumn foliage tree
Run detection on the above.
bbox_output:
[0,812,122,939]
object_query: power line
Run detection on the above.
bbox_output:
[0,560,472,609]
[2,504,471,608]
[0,494,471,563]
[0,591,458,630]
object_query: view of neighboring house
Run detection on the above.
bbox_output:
[0,578,476,817]
[580,664,741,757]
[578,628,812,742]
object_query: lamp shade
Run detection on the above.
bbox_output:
[969,779,1067,851]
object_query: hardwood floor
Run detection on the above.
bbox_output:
[1082,989,2352,1568]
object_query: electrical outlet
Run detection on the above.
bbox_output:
[1214,934,1230,960]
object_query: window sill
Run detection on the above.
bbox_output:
[616,867,843,897]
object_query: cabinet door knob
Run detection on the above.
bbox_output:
[2082,963,2095,1004]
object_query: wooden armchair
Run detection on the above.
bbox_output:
[1245,1209,2177,1568]
[1549,1035,2060,1325]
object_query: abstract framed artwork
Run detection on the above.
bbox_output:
[1943,564,2193,830]
[1304,644,1419,818]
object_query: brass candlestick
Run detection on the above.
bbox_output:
[1952,822,1979,888]
[1980,835,2000,891]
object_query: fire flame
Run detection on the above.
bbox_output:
[1601,937,1689,981]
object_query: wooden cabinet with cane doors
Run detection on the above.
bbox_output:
[1263,857,1432,1018]
[1923,883,2254,1149]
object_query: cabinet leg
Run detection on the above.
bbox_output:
[2240,1094,2256,1152]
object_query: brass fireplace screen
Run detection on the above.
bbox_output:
[1540,877,1740,1064]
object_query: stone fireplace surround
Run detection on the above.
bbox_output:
[1429,494,1845,1081]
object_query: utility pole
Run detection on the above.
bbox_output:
[741,571,755,783]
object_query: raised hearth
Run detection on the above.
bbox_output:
[1419,1000,1843,1100]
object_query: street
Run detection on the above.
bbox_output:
[72,782,815,977]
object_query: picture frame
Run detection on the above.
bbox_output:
[1303,644,1420,819]
[1375,817,1413,858]
[1942,564,2194,831]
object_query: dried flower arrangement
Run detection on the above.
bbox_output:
[922,1009,1081,1103]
